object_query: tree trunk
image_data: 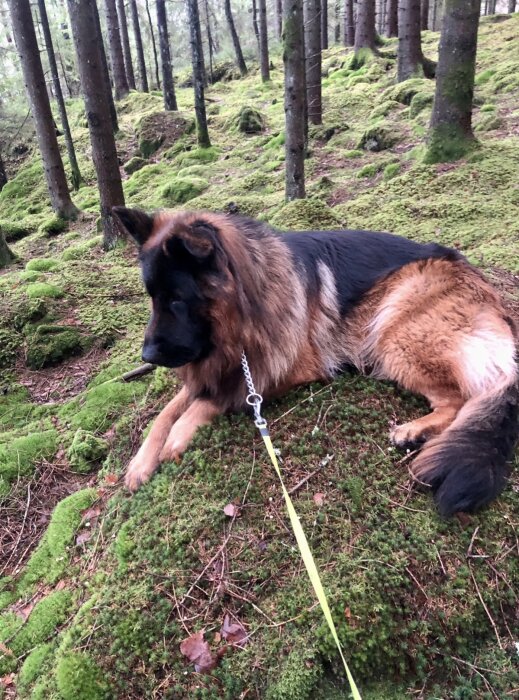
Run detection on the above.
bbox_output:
[92,0,119,131]
[104,0,129,99]
[344,0,355,44]
[305,0,322,125]
[0,229,14,269]
[420,0,429,28]
[276,0,283,38]
[145,0,161,88]
[321,0,329,48]
[398,0,423,80]
[0,153,7,192]
[354,0,377,58]
[488,0,496,12]
[258,0,270,80]
[508,0,516,12]
[252,0,261,52]
[283,0,306,200]
[156,0,177,110]
[204,0,215,83]
[335,0,341,42]
[129,0,149,91]
[426,0,479,163]
[386,0,398,34]
[117,0,136,90]
[37,0,82,191]
[187,0,211,148]
[8,0,77,220]
[66,0,125,249]
[224,0,248,76]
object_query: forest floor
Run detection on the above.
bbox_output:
[1,15,519,700]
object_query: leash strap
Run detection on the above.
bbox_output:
[241,353,362,699]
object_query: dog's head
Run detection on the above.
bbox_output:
[113,207,223,368]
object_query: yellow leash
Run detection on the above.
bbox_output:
[241,353,362,699]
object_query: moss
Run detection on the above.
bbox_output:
[55,652,112,700]
[475,113,504,132]
[480,103,496,112]
[424,124,478,164]
[0,220,31,242]
[383,162,400,180]
[26,327,87,370]
[60,381,145,432]
[475,68,495,85]
[0,328,19,369]
[26,258,60,272]
[26,283,63,300]
[160,176,209,205]
[19,489,97,590]
[409,92,434,118]
[17,642,54,693]
[270,198,343,230]
[265,650,322,700]
[369,100,399,120]
[67,430,108,473]
[38,215,67,236]
[381,78,434,105]
[61,237,101,262]
[231,106,265,134]
[358,125,398,151]
[0,430,58,498]
[123,156,148,175]
[137,111,191,158]
[174,146,220,166]
[344,149,364,159]
[265,132,285,148]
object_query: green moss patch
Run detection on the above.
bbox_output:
[56,652,112,700]
[67,429,108,473]
[160,176,209,205]
[26,258,60,272]
[123,156,148,175]
[60,381,145,432]
[38,215,68,236]
[231,106,265,134]
[270,198,343,230]
[17,642,55,694]
[26,282,63,300]
[25,326,89,370]
[137,111,192,158]
[358,125,399,151]
[0,220,31,242]
[0,430,58,498]
[174,146,220,166]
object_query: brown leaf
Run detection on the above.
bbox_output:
[1,674,14,686]
[81,506,101,524]
[18,602,35,621]
[313,492,325,507]
[180,631,218,673]
[104,474,118,486]
[76,531,92,546]
[223,503,241,518]
[221,614,248,647]
[0,643,13,657]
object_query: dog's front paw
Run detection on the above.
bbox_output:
[390,422,427,452]
[125,456,158,492]
[158,438,184,465]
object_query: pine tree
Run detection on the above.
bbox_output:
[321,0,329,49]
[104,0,130,99]
[156,0,177,110]
[354,0,377,62]
[258,0,270,81]
[145,0,161,88]
[224,0,248,76]
[117,0,136,90]
[305,0,322,124]
[386,0,398,35]
[129,0,149,92]
[187,0,211,147]
[344,0,355,45]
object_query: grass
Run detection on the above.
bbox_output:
[0,13,518,700]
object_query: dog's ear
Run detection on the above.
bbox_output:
[112,207,154,246]
[178,220,218,261]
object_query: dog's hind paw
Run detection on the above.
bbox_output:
[125,457,157,492]
[390,422,427,452]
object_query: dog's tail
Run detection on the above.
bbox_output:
[412,379,518,517]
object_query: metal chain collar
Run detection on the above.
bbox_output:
[241,351,267,428]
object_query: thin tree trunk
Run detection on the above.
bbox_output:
[398,0,423,80]
[145,0,161,88]
[321,0,329,48]
[92,0,119,131]
[104,0,129,99]
[258,0,270,80]
[37,0,82,191]
[305,0,322,125]
[204,0,214,83]
[129,0,149,91]
[0,229,14,269]
[117,0,136,90]
[252,0,261,52]
[8,0,77,219]
[426,0,480,163]
[187,0,211,147]
[0,153,7,192]
[66,0,125,248]
[335,0,341,42]
[421,0,429,27]
[354,0,377,57]
[344,0,355,44]
[488,0,496,12]
[225,0,248,76]
[156,0,177,110]
[276,0,283,37]
[386,0,398,34]
[283,0,305,200]
[508,0,516,12]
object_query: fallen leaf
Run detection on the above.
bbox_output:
[81,506,101,524]
[0,643,13,657]
[104,474,118,486]
[18,602,35,621]
[221,614,248,647]
[1,674,14,686]
[344,606,351,620]
[213,632,221,644]
[223,503,241,517]
[180,631,218,673]
[313,492,325,507]
[76,531,92,546]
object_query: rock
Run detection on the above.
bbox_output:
[67,429,108,473]
[137,112,193,159]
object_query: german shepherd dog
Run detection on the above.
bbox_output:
[113,207,518,516]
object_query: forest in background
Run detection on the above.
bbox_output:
[0,0,519,698]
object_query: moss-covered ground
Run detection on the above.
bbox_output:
[0,16,518,699]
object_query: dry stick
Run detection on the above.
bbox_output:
[287,464,324,496]
[121,363,156,382]
[469,567,503,651]
[466,525,480,557]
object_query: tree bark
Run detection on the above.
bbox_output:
[354,0,377,57]
[0,229,14,269]
[305,0,322,125]
[344,0,355,44]
[156,0,177,110]
[129,0,149,91]
[334,0,341,42]
[224,0,248,76]
[37,0,82,191]
[258,0,270,80]
[426,0,480,163]
[420,0,429,28]
[0,152,7,192]
[187,0,211,148]
[8,0,77,219]
[283,0,306,200]
[508,0,516,12]
[252,0,261,52]
[276,0,283,38]
[386,0,398,34]
[117,0,136,90]
[398,0,423,80]
[104,0,129,99]
[321,0,329,48]
[66,0,125,248]
[204,0,215,83]
[487,0,496,12]
[145,0,161,88]
[92,0,119,131]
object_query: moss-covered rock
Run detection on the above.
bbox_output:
[475,113,504,132]
[409,92,434,118]
[270,198,343,230]
[358,125,398,151]
[55,652,112,700]
[232,106,265,134]
[381,77,433,105]
[26,326,87,370]
[26,282,63,299]
[122,156,148,175]
[67,429,108,473]
[26,258,60,272]
[38,215,67,236]
[369,100,399,120]
[137,112,192,158]
[160,176,209,205]
[174,146,220,166]
[0,430,58,498]
[383,162,401,180]
[0,220,31,242]
[61,236,101,262]
[0,328,19,369]
[17,642,54,694]
[59,381,145,432]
